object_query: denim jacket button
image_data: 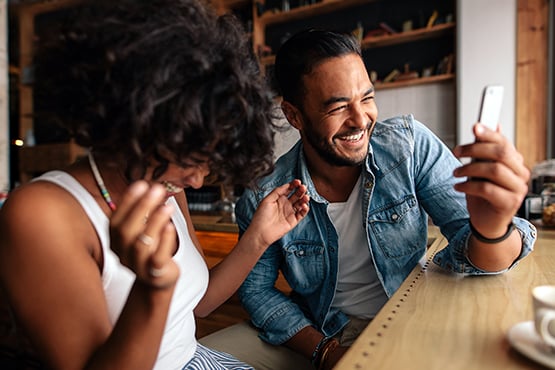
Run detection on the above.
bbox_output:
[365,181,373,189]
[391,213,399,221]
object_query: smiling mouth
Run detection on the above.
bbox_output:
[338,131,364,142]
[162,181,183,194]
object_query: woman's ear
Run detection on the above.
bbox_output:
[281,101,302,130]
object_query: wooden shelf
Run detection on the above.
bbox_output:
[259,0,377,26]
[361,22,455,49]
[259,22,455,66]
[375,73,455,90]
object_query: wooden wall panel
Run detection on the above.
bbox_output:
[516,0,549,169]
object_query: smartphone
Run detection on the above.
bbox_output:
[477,85,504,131]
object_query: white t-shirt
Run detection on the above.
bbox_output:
[328,176,388,319]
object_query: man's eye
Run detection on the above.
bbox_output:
[329,105,347,114]
[362,96,374,103]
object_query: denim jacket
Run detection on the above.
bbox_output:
[235,115,536,345]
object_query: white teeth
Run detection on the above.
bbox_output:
[342,132,364,141]
[162,181,183,193]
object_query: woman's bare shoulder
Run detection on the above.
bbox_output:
[0,179,97,257]
[1,179,83,223]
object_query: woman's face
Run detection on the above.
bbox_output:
[145,160,210,198]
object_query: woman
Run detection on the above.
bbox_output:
[0,1,309,369]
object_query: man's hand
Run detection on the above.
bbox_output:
[452,123,529,238]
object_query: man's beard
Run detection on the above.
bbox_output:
[302,113,374,167]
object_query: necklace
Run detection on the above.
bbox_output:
[88,151,117,211]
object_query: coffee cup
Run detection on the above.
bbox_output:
[532,285,555,348]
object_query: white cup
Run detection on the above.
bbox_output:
[532,285,555,348]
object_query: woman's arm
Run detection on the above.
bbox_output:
[0,181,178,370]
[192,179,309,317]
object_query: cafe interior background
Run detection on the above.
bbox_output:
[0,0,554,368]
[0,0,553,212]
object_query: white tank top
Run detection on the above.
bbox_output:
[35,171,208,370]
[328,176,388,319]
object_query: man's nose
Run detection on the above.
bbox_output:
[350,104,369,129]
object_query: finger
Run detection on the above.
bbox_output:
[454,142,529,181]
[473,122,500,141]
[110,181,150,226]
[264,180,304,203]
[139,202,175,247]
[288,183,308,204]
[454,153,529,188]
[454,161,528,193]
[294,196,310,219]
[292,193,310,211]
[131,203,174,276]
[115,184,168,246]
[454,123,504,157]
[148,222,176,274]
[454,179,525,210]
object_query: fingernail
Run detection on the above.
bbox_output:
[129,180,149,195]
[475,123,485,135]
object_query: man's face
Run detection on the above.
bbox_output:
[292,53,378,167]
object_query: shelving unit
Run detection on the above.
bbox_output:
[259,20,456,90]
[251,0,456,91]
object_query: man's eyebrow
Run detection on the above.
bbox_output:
[322,87,375,107]
[363,87,375,96]
[323,96,350,107]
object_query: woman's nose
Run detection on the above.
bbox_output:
[187,164,210,189]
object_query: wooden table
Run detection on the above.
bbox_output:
[335,226,555,370]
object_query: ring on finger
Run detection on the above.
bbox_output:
[138,233,154,246]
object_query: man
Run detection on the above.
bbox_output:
[200,29,536,370]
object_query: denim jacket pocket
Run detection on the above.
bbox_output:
[282,242,326,294]
[368,195,423,258]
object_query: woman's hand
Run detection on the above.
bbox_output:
[109,181,179,288]
[247,179,310,248]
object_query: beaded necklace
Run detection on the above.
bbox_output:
[88,151,117,211]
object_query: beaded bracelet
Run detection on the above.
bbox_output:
[469,221,516,244]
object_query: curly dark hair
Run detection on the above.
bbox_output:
[34,0,277,187]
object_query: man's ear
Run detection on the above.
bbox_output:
[281,101,303,130]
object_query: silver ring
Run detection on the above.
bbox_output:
[137,233,154,246]
[149,266,165,277]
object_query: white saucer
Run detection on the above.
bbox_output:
[507,321,555,369]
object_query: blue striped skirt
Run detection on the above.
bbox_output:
[183,343,254,370]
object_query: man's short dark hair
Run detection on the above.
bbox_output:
[274,29,362,106]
